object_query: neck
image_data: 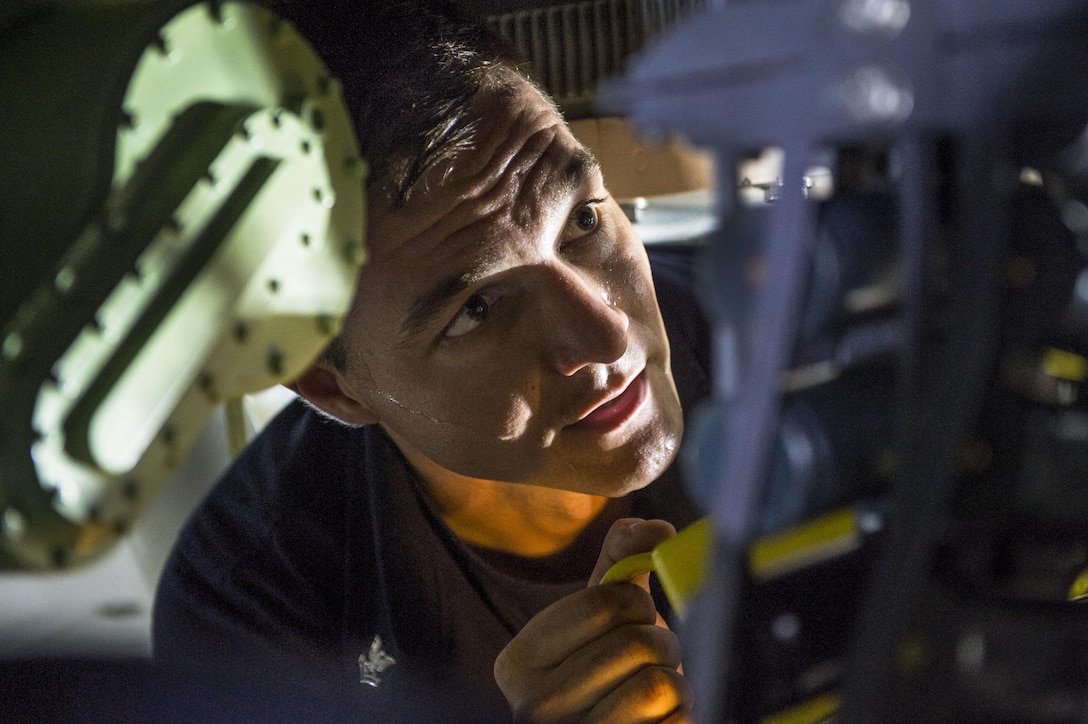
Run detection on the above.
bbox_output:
[395,442,608,558]
[432,477,609,557]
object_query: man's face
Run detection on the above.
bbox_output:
[333,75,683,497]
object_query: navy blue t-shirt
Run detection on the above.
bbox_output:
[152,245,711,722]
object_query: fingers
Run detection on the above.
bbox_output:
[533,622,683,718]
[496,582,657,673]
[584,664,694,724]
[589,518,678,587]
[494,518,692,723]
[496,610,686,722]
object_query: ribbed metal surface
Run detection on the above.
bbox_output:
[486,0,706,117]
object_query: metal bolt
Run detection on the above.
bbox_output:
[314,188,334,208]
[2,332,24,361]
[198,372,216,398]
[205,0,224,24]
[51,545,70,568]
[1062,199,1088,235]
[765,178,784,202]
[153,31,170,55]
[956,630,985,675]
[123,478,140,501]
[857,509,885,534]
[343,155,363,176]
[1,508,26,540]
[55,266,76,294]
[1074,268,1088,306]
[840,65,914,123]
[772,612,801,642]
[268,346,285,376]
[344,239,364,265]
[839,0,911,36]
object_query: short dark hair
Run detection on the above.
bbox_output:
[271,1,531,371]
[274,0,527,207]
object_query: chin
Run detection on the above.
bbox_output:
[570,440,683,498]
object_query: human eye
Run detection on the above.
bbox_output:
[563,199,606,243]
[444,292,497,338]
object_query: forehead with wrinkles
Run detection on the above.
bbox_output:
[343,75,602,355]
[365,76,573,264]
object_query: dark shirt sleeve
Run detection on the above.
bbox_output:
[152,401,357,716]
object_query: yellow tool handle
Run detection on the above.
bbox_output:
[598,518,712,619]
[599,552,656,585]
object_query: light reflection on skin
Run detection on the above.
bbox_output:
[296,69,684,505]
[369,387,535,444]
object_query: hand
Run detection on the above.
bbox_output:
[494,518,693,723]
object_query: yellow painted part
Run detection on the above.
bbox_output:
[1043,348,1088,381]
[599,508,864,617]
[749,508,860,581]
[600,517,713,620]
[1069,569,1088,601]
[761,692,841,724]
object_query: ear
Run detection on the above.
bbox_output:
[286,360,380,426]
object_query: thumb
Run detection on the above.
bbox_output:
[588,517,678,588]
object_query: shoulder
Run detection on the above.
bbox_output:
[174,400,358,561]
[152,401,389,686]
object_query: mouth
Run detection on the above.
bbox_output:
[569,371,649,433]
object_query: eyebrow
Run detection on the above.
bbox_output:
[394,146,602,348]
[552,147,601,208]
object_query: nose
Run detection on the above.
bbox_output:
[538,265,629,376]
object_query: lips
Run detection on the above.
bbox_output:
[569,371,648,433]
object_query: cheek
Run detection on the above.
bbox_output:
[604,231,655,300]
[366,359,540,443]
[611,263,660,332]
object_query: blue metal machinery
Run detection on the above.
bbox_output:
[5,0,1088,719]
[611,1,1088,721]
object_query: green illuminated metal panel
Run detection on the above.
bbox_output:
[0,0,366,569]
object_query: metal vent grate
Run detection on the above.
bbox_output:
[485,0,707,118]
